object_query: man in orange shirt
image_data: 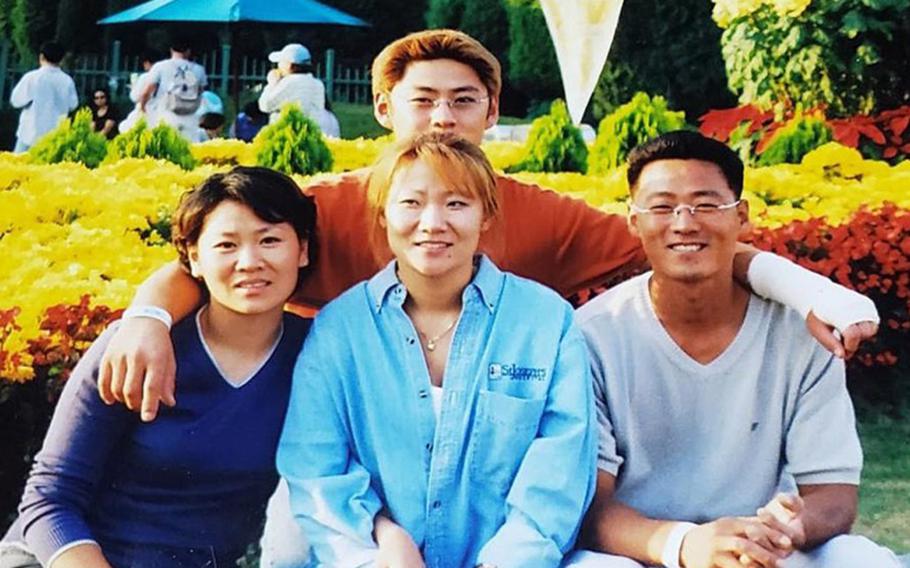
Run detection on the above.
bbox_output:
[98,29,876,423]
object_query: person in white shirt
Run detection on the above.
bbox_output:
[258,43,325,125]
[569,131,898,568]
[9,41,78,153]
[119,50,159,134]
[314,100,341,138]
[139,39,207,141]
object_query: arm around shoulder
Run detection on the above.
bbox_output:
[500,181,647,295]
[96,261,202,419]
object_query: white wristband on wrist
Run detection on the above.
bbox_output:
[122,305,173,330]
[747,252,879,331]
[661,521,697,568]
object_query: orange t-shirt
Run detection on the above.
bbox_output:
[291,170,646,309]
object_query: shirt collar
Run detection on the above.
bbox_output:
[367,254,502,313]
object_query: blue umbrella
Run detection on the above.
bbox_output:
[98,0,369,26]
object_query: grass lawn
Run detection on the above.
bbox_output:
[334,101,389,139]
[855,413,910,554]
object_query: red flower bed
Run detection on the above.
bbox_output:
[749,203,910,411]
[700,105,910,162]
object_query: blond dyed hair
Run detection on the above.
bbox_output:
[366,132,500,259]
[371,29,502,100]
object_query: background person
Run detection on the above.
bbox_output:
[569,131,899,568]
[88,87,119,139]
[278,132,595,566]
[119,50,159,134]
[139,38,207,141]
[314,98,341,138]
[258,43,326,124]
[9,40,78,153]
[231,101,269,142]
[0,167,315,568]
[194,91,226,141]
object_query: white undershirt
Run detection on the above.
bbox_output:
[430,385,444,420]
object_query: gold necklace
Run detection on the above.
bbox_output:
[418,317,458,351]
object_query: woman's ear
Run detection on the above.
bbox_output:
[188,247,201,279]
[298,239,310,269]
[481,216,492,233]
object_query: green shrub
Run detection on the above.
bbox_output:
[28,108,108,168]
[757,113,833,166]
[589,92,686,174]
[106,118,196,170]
[718,0,910,117]
[507,99,587,174]
[253,105,333,176]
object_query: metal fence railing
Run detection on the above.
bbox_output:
[0,40,372,111]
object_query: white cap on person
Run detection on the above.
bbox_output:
[268,43,311,65]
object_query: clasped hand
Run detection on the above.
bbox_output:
[680,493,806,568]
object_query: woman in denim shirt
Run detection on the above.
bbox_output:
[277,132,596,568]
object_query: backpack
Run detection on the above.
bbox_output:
[164,64,201,115]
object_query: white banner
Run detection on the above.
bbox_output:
[540,0,625,124]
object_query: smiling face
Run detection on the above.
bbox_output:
[382,157,489,286]
[188,200,308,317]
[630,159,749,284]
[374,59,499,145]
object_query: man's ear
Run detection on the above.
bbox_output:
[374,92,393,130]
[737,199,751,239]
[485,96,500,130]
[627,209,641,240]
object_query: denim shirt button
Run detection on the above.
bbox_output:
[418,389,428,398]
[425,442,433,451]
[407,337,416,345]
[432,500,441,509]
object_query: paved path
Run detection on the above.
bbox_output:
[899,553,909,567]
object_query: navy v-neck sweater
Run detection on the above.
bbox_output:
[14,311,310,567]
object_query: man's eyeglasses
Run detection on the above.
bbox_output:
[630,199,742,219]
[403,95,490,112]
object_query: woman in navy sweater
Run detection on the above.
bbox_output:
[1,167,315,568]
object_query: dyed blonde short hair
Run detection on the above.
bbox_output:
[371,29,502,100]
[366,132,499,255]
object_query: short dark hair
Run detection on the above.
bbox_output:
[141,49,161,64]
[627,130,744,198]
[169,35,192,54]
[40,41,65,64]
[172,167,318,280]
[199,112,225,130]
[289,62,314,74]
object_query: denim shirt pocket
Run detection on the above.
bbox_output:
[468,390,546,490]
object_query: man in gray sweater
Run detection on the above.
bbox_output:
[569,131,900,568]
